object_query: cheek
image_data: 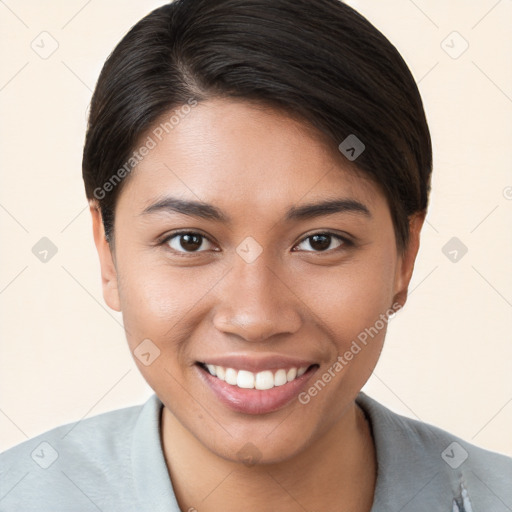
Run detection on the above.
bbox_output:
[116,259,223,350]
[115,262,207,394]
[301,249,397,347]
[118,270,178,339]
[293,250,397,417]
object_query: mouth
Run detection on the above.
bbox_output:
[195,359,319,415]
[198,362,313,389]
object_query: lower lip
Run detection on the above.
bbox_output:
[196,364,318,415]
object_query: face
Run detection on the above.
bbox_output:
[91,98,422,464]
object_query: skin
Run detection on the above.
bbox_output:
[90,98,424,512]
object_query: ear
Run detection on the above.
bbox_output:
[392,211,426,309]
[89,202,121,312]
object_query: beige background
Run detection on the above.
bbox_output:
[0,0,511,456]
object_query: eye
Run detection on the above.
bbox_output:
[293,232,350,253]
[163,231,216,253]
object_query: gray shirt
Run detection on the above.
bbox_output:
[1,392,511,511]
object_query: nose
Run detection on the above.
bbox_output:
[212,253,302,343]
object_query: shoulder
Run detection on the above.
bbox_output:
[357,392,512,511]
[0,395,159,511]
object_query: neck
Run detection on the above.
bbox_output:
[161,401,376,512]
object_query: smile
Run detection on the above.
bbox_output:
[196,359,319,414]
[201,363,309,390]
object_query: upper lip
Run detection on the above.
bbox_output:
[198,354,317,373]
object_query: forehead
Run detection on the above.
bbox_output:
[118,99,384,216]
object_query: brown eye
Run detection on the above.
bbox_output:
[309,234,332,251]
[295,233,346,253]
[165,232,214,253]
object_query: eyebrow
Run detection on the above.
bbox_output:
[140,197,371,223]
[285,198,371,221]
[141,197,229,222]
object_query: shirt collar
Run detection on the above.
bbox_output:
[132,392,456,511]
[131,394,181,512]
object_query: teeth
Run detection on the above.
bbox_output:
[274,369,287,387]
[203,364,311,389]
[215,366,226,380]
[225,368,237,385]
[237,370,255,389]
[286,367,297,382]
[255,370,274,390]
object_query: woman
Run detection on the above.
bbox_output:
[1,0,510,510]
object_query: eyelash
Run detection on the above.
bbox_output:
[159,230,353,256]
